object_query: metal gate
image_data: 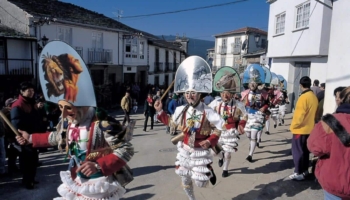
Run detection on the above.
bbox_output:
[292,62,310,111]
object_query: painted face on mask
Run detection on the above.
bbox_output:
[185,91,200,106]
[58,100,78,122]
[249,82,258,91]
[221,91,233,103]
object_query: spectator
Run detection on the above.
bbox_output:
[177,93,187,106]
[120,91,132,126]
[149,86,157,96]
[168,94,178,116]
[153,91,161,123]
[132,99,138,113]
[44,102,61,131]
[203,93,214,105]
[334,86,347,107]
[317,83,325,102]
[36,98,48,132]
[11,82,41,189]
[143,93,155,131]
[311,79,321,95]
[132,83,140,101]
[307,86,350,200]
[0,98,18,177]
[164,93,173,134]
[315,83,326,122]
[289,76,318,181]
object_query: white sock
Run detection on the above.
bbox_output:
[265,120,270,132]
[249,140,257,156]
[223,152,231,171]
[257,130,263,143]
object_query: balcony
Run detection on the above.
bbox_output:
[231,44,241,55]
[0,59,33,75]
[173,63,179,72]
[219,46,227,54]
[88,49,113,64]
[154,62,163,73]
[165,62,174,72]
[75,47,83,58]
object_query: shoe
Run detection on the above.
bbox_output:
[150,128,153,130]
[259,138,261,143]
[143,129,146,132]
[257,143,260,148]
[246,155,253,163]
[218,159,223,167]
[289,173,305,181]
[282,119,285,124]
[37,162,43,167]
[209,168,217,185]
[265,131,270,135]
[274,124,277,128]
[278,123,282,126]
[222,170,228,178]
[24,182,35,190]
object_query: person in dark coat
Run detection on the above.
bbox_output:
[164,93,173,134]
[143,93,156,131]
[11,82,41,189]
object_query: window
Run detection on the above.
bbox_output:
[295,1,310,29]
[139,41,144,59]
[275,12,286,34]
[220,56,226,66]
[57,26,72,45]
[234,38,241,48]
[222,38,227,47]
[261,39,267,48]
[92,32,103,49]
[125,38,139,58]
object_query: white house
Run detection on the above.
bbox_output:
[0,1,37,102]
[147,39,183,87]
[213,27,268,73]
[267,0,332,111]
[323,0,350,114]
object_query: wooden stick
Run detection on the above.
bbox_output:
[160,80,175,101]
[0,110,20,136]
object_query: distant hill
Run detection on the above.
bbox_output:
[158,35,215,60]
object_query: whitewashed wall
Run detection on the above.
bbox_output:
[267,0,332,58]
[323,0,350,114]
[0,1,31,34]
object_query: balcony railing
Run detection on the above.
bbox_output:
[165,62,173,72]
[88,49,113,64]
[231,44,241,54]
[173,63,179,72]
[75,47,83,58]
[219,46,227,54]
[0,59,33,75]
[154,62,163,73]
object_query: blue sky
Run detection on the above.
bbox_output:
[61,0,270,41]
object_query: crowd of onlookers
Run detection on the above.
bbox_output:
[0,82,61,189]
[289,77,350,200]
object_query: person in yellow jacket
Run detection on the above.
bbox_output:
[121,91,132,126]
[289,76,318,181]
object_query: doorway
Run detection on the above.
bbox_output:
[292,62,310,110]
[164,75,169,88]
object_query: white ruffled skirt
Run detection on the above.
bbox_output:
[270,107,279,120]
[244,111,265,132]
[219,129,240,152]
[175,141,213,188]
[53,171,126,200]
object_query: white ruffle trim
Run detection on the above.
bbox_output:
[245,112,265,131]
[175,143,212,188]
[55,171,126,200]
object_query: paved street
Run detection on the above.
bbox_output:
[0,111,323,200]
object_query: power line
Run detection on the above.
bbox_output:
[122,0,248,19]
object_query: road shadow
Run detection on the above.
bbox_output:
[229,159,294,175]
[132,165,174,177]
[232,177,321,200]
[123,193,155,200]
[126,184,154,192]
[133,133,157,137]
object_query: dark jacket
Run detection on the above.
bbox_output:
[168,99,178,115]
[165,97,172,114]
[144,100,155,116]
[307,103,350,199]
[11,95,40,134]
